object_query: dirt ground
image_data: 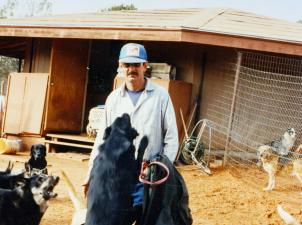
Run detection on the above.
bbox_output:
[0,151,301,225]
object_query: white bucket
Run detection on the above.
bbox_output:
[0,138,22,154]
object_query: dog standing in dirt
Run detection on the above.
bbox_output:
[258,143,302,192]
[258,145,279,191]
[85,113,148,225]
[27,144,48,176]
[276,145,302,224]
[0,173,59,225]
[291,144,302,193]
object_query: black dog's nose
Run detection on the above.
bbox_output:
[54,176,60,184]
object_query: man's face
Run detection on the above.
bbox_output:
[120,62,147,83]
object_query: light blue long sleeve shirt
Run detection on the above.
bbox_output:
[88,78,179,172]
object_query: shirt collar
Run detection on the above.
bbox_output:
[119,78,155,96]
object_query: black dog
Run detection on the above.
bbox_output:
[27,144,48,175]
[85,113,148,225]
[0,161,28,190]
[0,171,27,190]
[139,154,193,225]
[0,161,14,176]
[0,173,59,225]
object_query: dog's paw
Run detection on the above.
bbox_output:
[263,187,272,191]
[289,172,296,177]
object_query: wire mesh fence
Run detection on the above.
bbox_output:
[193,51,302,196]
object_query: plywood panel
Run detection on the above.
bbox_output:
[3,73,26,134]
[44,39,90,132]
[21,73,48,134]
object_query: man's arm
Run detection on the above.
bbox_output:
[162,96,179,162]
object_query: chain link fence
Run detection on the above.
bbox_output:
[194,51,302,196]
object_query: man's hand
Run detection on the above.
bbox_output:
[82,166,92,198]
[82,180,89,198]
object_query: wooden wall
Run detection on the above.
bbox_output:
[145,42,205,109]
[44,39,90,133]
[23,38,52,73]
[31,39,52,73]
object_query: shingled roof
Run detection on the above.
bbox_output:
[0,8,301,55]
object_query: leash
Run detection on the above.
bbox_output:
[139,161,170,185]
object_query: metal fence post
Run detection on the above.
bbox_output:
[223,52,242,167]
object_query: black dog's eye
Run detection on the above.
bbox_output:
[35,176,45,184]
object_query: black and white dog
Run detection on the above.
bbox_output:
[85,113,148,225]
[27,144,48,176]
[270,128,296,156]
[257,128,297,169]
[0,173,59,225]
[270,128,296,166]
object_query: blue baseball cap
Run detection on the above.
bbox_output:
[119,43,147,63]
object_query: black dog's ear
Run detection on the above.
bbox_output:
[13,177,27,196]
[103,126,112,140]
[128,128,139,140]
[5,160,14,174]
[41,168,48,174]
[24,162,31,172]
[30,145,35,156]
[137,136,148,163]
[41,145,47,156]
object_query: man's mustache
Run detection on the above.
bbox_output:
[128,72,138,76]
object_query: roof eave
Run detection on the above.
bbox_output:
[0,26,301,56]
[0,26,183,41]
[181,28,302,56]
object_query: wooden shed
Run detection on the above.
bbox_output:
[0,8,301,154]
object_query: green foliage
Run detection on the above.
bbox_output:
[297,20,302,24]
[0,56,20,86]
[105,4,137,11]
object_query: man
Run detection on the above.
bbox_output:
[83,42,179,221]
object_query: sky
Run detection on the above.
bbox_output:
[49,0,302,23]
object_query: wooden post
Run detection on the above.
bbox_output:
[223,52,242,167]
[0,80,5,137]
[0,80,4,96]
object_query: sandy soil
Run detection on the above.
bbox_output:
[0,152,301,225]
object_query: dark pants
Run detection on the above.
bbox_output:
[129,204,143,225]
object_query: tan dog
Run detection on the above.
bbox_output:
[258,145,279,191]
[258,144,302,192]
[61,170,87,225]
[277,205,300,225]
[291,144,302,192]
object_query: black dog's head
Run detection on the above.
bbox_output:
[12,173,60,213]
[103,113,138,141]
[31,144,47,160]
[30,173,60,201]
